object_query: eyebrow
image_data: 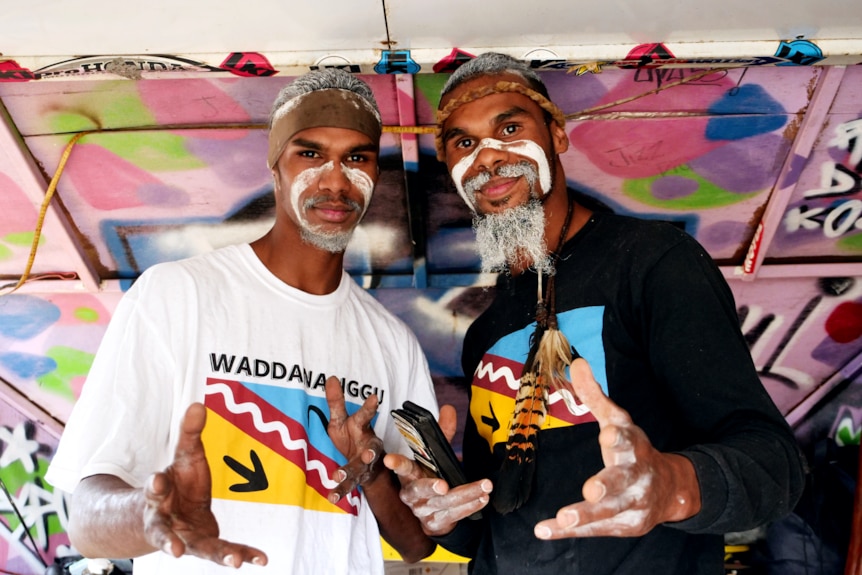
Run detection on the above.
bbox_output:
[290,138,378,154]
[441,105,532,146]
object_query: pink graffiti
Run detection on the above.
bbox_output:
[138,79,253,133]
[0,173,38,232]
[66,144,155,210]
[568,72,737,179]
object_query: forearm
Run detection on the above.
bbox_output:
[363,467,436,563]
[671,421,806,534]
[69,474,155,559]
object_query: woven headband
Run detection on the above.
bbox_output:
[434,80,566,161]
[267,89,382,169]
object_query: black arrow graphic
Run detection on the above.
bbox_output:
[482,401,500,433]
[224,449,269,493]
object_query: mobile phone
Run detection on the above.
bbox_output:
[391,401,467,487]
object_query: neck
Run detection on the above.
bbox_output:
[544,180,592,252]
[250,223,346,295]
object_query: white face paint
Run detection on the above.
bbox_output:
[289,161,334,224]
[450,138,553,212]
[288,161,375,228]
[285,161,376,253]
[341,164,375,218]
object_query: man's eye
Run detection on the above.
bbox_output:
[347,154,367,163]
[454,138,474,149]
[502,124,519,136]
[299,150,319,158]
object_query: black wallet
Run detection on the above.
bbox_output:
[391,400,467,487]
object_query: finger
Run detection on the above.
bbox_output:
[328,471,360,504]
[412,481,492,525]
[185,538,269,568]
[383,453,430,483]
[568,359,631,427]
[174,403,207,460]
[423,495,489,534]
[535,504,649,539]
[143,474,184,557]
[324,377,349,425]
[598,424,637,466]
[349,392,380,430]
[360,441,382,465]
[438,404,458,443]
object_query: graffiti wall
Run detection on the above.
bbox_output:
[0,401,69,574]
[2,54,861,572]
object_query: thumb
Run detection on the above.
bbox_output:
[438,404,458,443]
[568,358,630,427]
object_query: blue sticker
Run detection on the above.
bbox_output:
[374,51,420,74]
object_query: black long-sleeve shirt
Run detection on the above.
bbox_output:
[436,208,806,574]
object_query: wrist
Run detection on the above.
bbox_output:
[662,453,702,523]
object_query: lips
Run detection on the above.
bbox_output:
[310,202,358,223]
[478,177,520,200]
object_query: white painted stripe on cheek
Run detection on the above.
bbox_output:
[290,161,333,223]
[342,163,374,217]
[499,140,552,195]
[451,146,482,212]
[450,138,553,212]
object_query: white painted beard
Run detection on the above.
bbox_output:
[286,161,374,254]
[472,199,553,275]
[298,195,362,253]
[299,227,353,253]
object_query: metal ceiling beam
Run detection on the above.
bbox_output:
[0,103,102,291]
[738,65,847,281]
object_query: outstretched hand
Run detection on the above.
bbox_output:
[143,402,268,568]
[383,405,492,536]
[325,376,386,503]
[534,358,701,540]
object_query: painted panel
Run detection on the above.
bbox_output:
[0,291,123,421]
[0,402,70,574]
[0,75,401,136]
[767,111,862,259]
[416,67,817,271]
[0,168,75,278]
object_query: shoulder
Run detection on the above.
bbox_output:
[129,245,247,297]
[138,245,246,279]
[588,212,706,262]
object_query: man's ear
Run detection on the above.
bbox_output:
[271,168,281,193]
[550,121,569,155]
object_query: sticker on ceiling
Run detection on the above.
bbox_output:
[374,50,420,74]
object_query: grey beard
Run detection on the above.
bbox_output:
[472,199,553,275]
[300,228,353,253]
[299,195,361,253]
[464,160,540,207]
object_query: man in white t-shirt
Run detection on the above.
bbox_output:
[46,69,438,574]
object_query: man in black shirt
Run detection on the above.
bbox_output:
[385,52,805,574]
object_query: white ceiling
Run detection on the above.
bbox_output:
[4,0,862,71]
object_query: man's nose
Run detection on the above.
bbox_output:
[318,162,351,194]
[474,144,508,173]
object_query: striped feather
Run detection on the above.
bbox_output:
[494,368,548,513]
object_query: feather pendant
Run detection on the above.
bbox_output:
[494,367,549,514]
[495,323,576,513]
[535,326,581,415]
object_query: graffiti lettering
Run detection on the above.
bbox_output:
[785,201,862,237]
[740,295,823,390]
[831,119,862,170]
[786,118,862,239]
[805,118,862,199]
[1,422,71,571]
[605,141,666,168]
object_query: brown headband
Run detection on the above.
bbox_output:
[434,80,567,161]
[267,89,382,169]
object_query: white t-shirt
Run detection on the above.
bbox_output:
[46,244,438,575]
